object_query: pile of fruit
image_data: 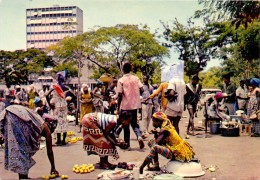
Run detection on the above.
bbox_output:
[66,137,83,144]
[72,164,95,174]
[42,173,68,179]
[67,131,76,136]
[65,130,83,144]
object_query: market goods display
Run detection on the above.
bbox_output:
[42,174,64,180]
[107,169,131,180]
[67,131,76,136]
[72,164,95,174]
[117,162,135,170]
[65,130,83,144]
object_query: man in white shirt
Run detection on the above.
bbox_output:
[165,78,186,134]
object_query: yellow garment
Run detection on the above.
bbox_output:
[28,91,37,109]
[163,122,195,162]
[80,93,94,124]
[150,82,168,111]
[153,111,195,162]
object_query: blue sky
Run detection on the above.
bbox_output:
[0,0,218,68]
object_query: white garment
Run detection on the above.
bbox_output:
[166,78,186,112]
[236,86,248,110]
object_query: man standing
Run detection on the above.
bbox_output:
[165,77,186,134]
[117,62,144,150]
[141,76,154,138]
[236,80,249,113]
[221,74,236,115]
[184,76,201,136]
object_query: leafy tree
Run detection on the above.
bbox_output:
[205,21,260,79]
[161,19,213,77]
[48,24,169,80]
[195,0,260,28]
[0,49,54,85]
[199,67,223,88]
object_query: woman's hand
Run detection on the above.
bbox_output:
[117,142,129,149]
[116,139,128,149]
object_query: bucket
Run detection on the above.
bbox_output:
[210,122,221,134]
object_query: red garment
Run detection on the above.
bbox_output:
[82,113,119,159]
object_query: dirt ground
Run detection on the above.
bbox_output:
[1,109,260,180]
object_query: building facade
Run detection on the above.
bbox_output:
[26,6,83,50]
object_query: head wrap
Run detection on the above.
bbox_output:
[15,85,21,89]
[52,84,65,98]
[215,92,224,99]
[152,112,172,128]
[97,81,103,85]
[66,96,72,101]
[250,78,260,87]
[82,83,88,88]
[34,97,41,104]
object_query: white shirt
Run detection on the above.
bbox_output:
[166,78,186,112]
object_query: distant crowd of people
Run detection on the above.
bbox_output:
[0,61,259,179]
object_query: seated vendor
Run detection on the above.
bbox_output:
[207,92,230,120]
[82,111,130,170]
[139,112,195,174]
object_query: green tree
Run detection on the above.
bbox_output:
[0,49,54,85]
[195,0,260,28]
[48,24,169,80]
[199,67,223,88]
[161,19,213,77]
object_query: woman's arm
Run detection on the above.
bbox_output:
[103,123,117,145]
[45,89,54,107]
[156,129,169,145]
[42,123,59,175]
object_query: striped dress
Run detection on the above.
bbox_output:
[82,113,120,159]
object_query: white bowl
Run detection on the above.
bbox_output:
[166,161,205,177]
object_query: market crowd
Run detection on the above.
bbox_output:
[0,62,259,179]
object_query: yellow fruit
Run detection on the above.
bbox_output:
[49,174,57,179]
[42,175,49,179]
[89,166,95,172]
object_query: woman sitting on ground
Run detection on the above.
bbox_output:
[82,111,130,170]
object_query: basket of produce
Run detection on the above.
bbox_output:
[98,73,113,83]
[220,120,240,137]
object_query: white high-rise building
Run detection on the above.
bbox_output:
[26,6,83,50]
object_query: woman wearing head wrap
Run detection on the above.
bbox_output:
[82,111,131,169]
[206,92,230,121]
[78,84,94,132]
[28,84,39,109]
[139,112,195,174]
[46,84,68,146]
[0,105,59,179]
[92,81,105,113]
[247,78,260,136]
